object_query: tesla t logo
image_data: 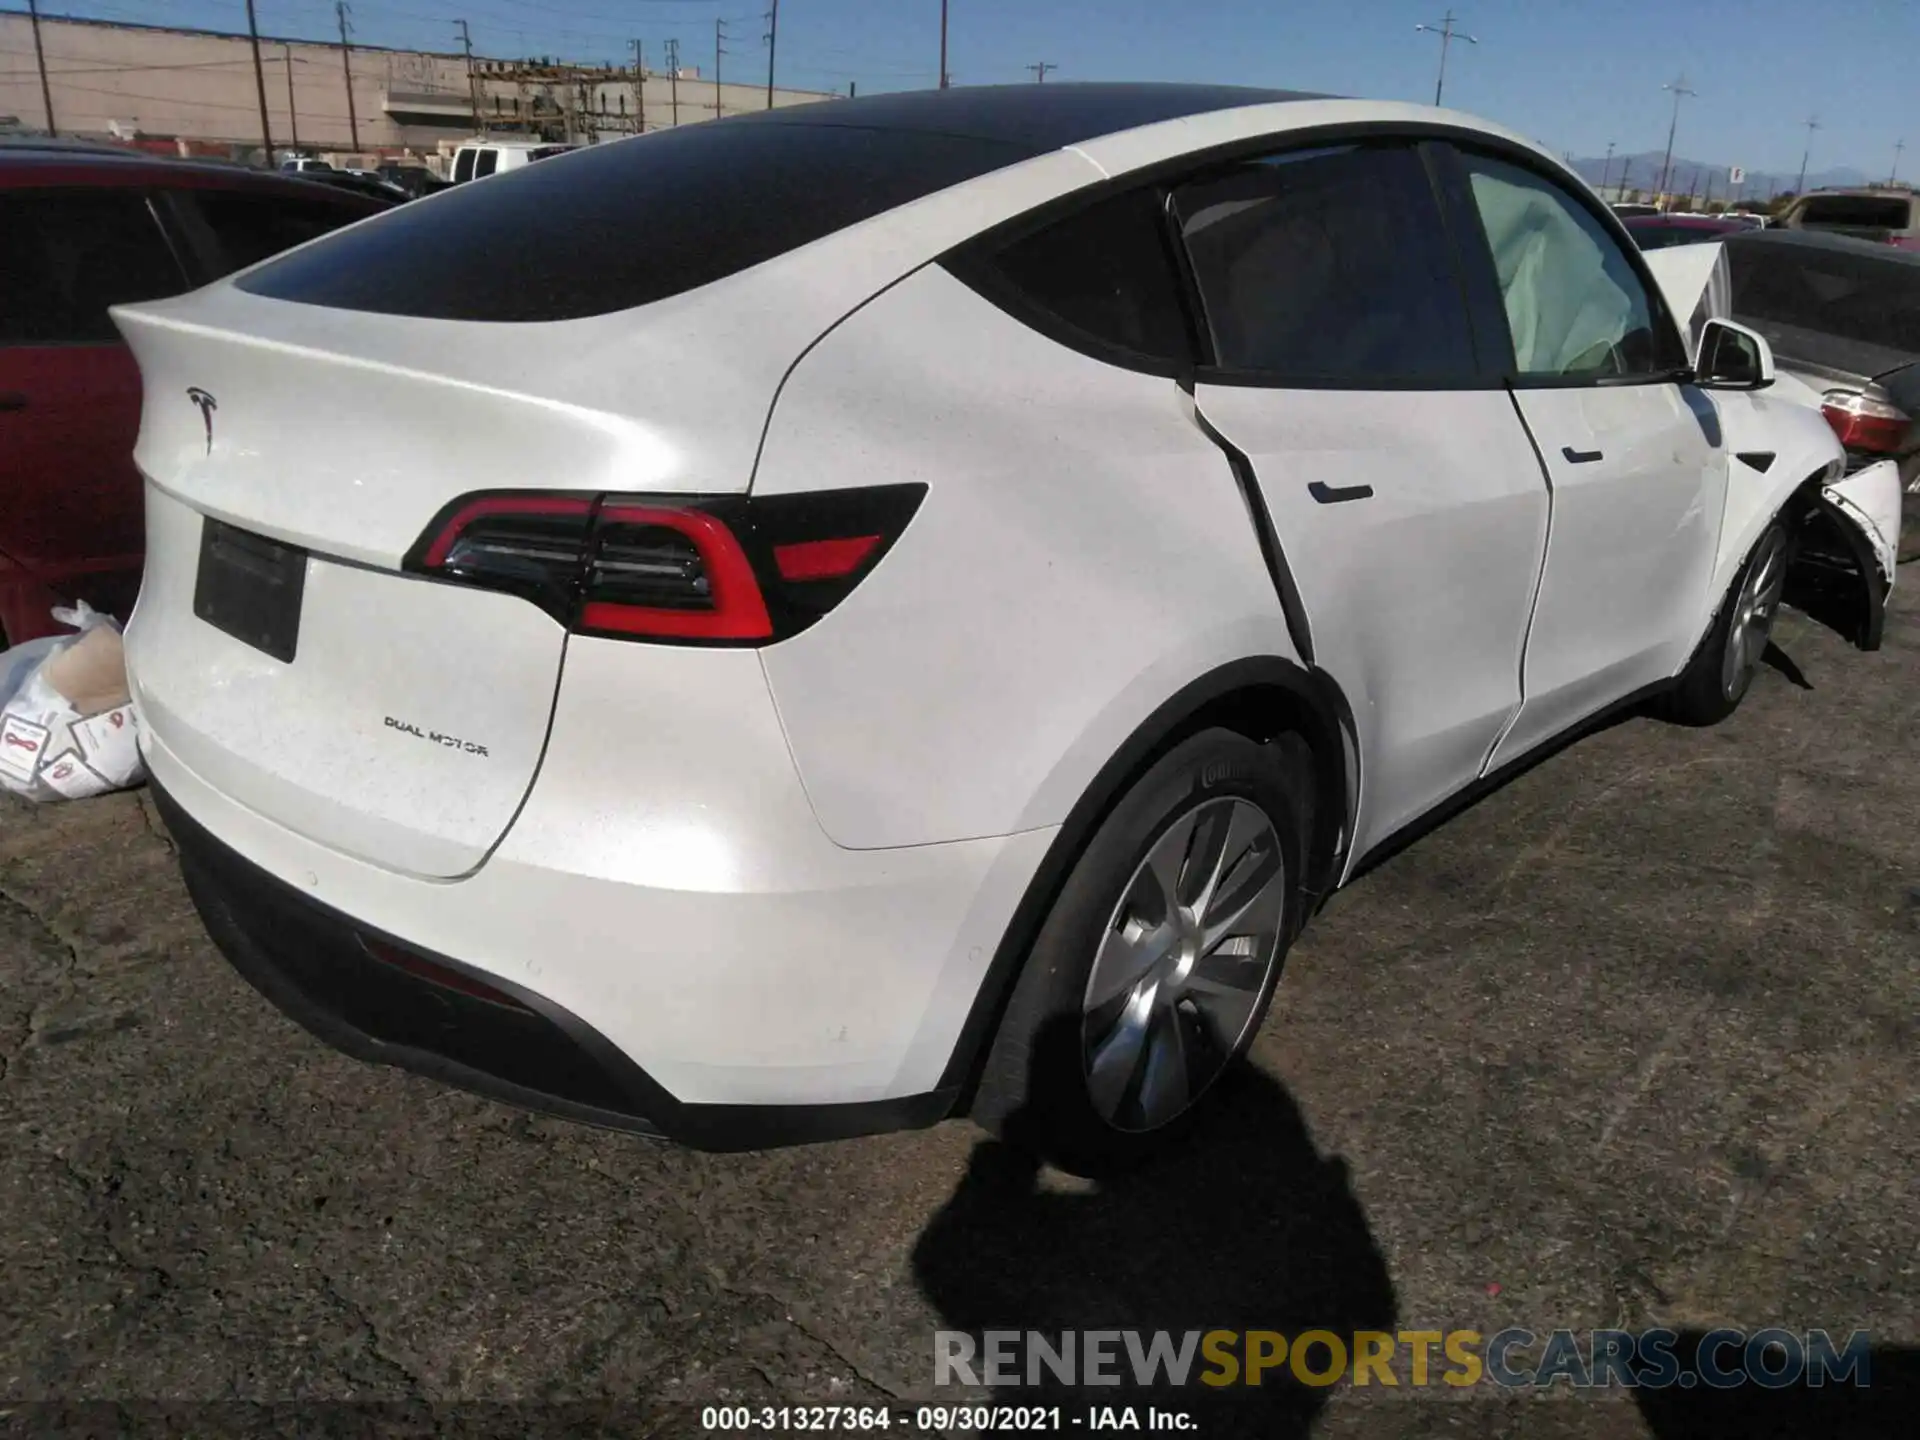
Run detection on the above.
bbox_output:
[186,387,217,454]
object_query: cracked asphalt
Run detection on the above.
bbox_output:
[1,581,1915,1440]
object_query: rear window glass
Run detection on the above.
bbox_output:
[473,149,499,178]
[1795,196,1911,231]
[236,121,1037,322]
[1729,241,1920,354]
[452,149,476,184]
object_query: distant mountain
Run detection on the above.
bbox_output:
[1565,149,1876,201]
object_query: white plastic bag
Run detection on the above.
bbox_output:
[0,603,145,803]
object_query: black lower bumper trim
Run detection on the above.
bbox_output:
[151,780,956,1151]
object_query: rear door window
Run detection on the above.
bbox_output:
[1171,143,1478,382]
[473,149,500,178]
[945,185,1194,371]
[452,148,477,184]
[0,188,187,345]
[185,189,369,275]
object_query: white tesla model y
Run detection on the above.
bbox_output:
[114,86,1902,1167]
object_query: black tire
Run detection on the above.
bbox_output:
[1664,517,1794,727]
[971,727,1314,1175]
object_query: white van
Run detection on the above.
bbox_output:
[449,139,578,184]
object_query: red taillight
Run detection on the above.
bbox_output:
[1821,390,1913,454]
[363,937,532,1012]
[773,534,882,581]
[404,485,926,645]
[580,504,771,641]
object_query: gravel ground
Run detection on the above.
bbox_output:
[1,580,1914,1440]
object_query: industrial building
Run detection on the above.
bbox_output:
[0,10,837,168]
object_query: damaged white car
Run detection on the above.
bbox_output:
[1642,238,1905,649]
[117,89,1904,1165]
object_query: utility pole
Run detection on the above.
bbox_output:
[1656,73,1695,204]
[665,38,680,126]
[1026,61,1056,83]
[245,0,274,159]
[715,18,727,119]
[1795,115,1820,197]
[1618,157,1632,200]
[283,45,300,150]
[631,39,645,133]
[939,0,949,88]
[765,0,778,109]
[455,19,480,136]
[26,0,55,136]
[1893,138,1906,186]
[1599,140,1615,195]
[1414,10,1477,107]
[336,2,360,151]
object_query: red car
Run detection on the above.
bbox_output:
[0,144,386,643]
[1620,213,1751,251]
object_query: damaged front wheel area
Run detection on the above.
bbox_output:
[1665,517,1796,727]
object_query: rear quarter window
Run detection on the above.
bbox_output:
[235,119,1038,322]
[943,185,1195,372]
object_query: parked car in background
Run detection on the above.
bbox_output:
[1723,229,1920,563]
[449,138,578,183]
[1623,213,1749,250]
[114,86,1896,1166]
[1611,201,1661,218]
[278,156,335,174]
[295,169,412,204]
[0,146,383,643]
[374,162,447,198]
[1774,188,1920,250]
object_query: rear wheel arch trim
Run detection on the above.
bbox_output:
[936,654,1356,1103]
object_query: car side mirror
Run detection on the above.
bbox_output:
[1695,319,1775,390]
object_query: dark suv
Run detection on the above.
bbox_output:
[0,146,387,642]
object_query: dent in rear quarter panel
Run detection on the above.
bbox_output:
[752,264,1297,852]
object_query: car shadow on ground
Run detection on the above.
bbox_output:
[1635,1336,1919,1440]
[910,1034,1396,1440]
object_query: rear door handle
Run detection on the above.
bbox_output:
[1308,480,1375,505]
[1561,446,1603,464]
[0,392,27,412]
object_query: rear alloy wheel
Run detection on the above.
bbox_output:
[1082,796,1287,1133]
[972,728,1312,1173]
[1666,518,1793,726]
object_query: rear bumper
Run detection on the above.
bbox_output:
[156,779,964,1150]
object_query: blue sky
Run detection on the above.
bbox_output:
[40,0,1920,173]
